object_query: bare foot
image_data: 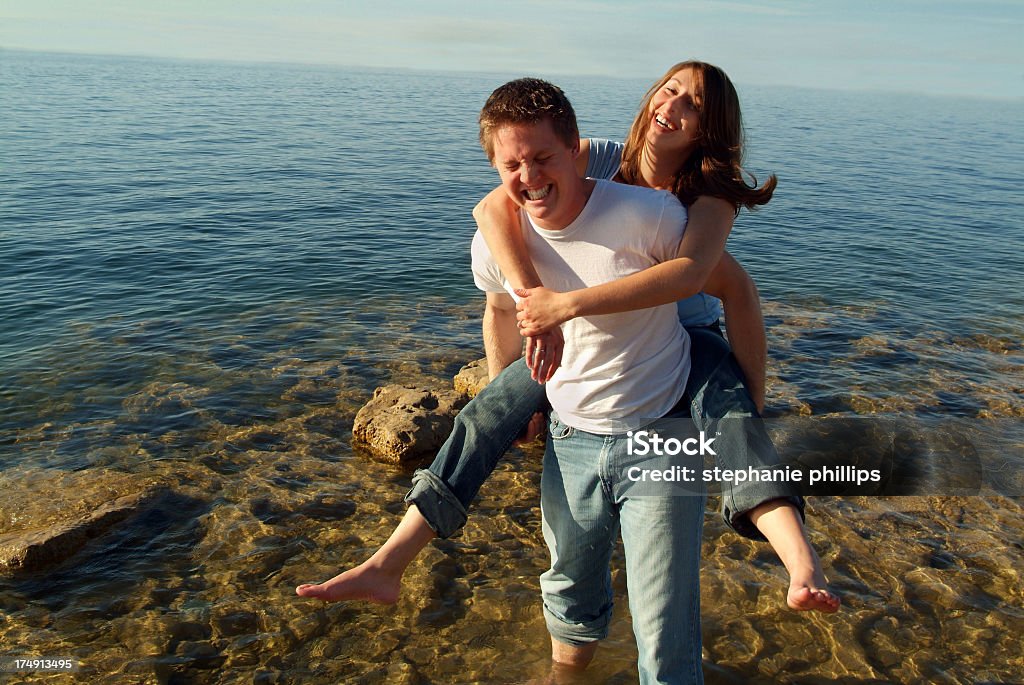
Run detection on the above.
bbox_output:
[295,561,401,604]
[786,565,840,613]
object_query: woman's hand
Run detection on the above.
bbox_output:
[524,328,563,383]
[514,287,576,337]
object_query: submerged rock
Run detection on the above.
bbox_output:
[352,385,470,464]
[0,485,170,572]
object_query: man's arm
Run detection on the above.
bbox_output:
[482,290,523,381]
[701,253,767,413]
[515,195,735,332]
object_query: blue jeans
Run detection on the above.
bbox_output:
[405,324,803,539]
[541,408,705,685]
[684,325,803,539]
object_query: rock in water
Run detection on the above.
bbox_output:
[351,385,469,464]
[0,486,168,572]
[453,358,489,398]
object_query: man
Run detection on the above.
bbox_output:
[472,78,704,685]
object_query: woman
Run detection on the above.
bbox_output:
[297,61,839,615]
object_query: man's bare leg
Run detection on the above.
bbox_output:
[748,500,840,613]
[295,504,437,604]
[540,637,597,683]
[523,638,598,684]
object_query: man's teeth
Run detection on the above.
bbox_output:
[656,114,675,130]
[525,186,550,201]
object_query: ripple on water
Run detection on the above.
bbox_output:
[3,304,1023,682]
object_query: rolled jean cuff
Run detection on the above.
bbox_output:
[542,603,610,646]
[404,468,467,539]
[723,494,805,541]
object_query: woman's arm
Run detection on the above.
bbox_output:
[472,140,592,383]
[515,195,736,332]
[700,253,767,413]
[473,187,560,383]
[472,186,543,290]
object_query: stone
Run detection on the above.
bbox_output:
[351,385,469,464]
[385,660,421,685]
[453,358,489,398]
[0,486,169,573]
[175,640,225,669]
[211,605,261,637]
[121,381,214,434]
[297,493,356,521]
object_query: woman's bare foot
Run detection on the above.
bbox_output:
[748,500,841,613]
[295,505,438,605]
[295,560,402,604]
[787,584,840,613]
[785,560,840,613]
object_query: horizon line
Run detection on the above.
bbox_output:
[3,45,1022,104]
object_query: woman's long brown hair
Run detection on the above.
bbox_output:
[618,61,777,212]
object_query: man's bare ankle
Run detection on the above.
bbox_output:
[550,638,597,670]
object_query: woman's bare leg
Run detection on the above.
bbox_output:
[295,505,436,604]
[748,500,840,613]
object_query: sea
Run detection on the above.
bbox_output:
[1,50,1022,684]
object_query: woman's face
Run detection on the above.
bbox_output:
[646,68,701,159]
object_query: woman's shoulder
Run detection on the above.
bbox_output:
[585,137,624,156]
[582,138,624,181]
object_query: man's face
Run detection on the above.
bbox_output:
[491,119,583,231]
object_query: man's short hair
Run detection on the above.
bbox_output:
[478,78,579,162]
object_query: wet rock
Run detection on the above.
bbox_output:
[352,385,469,464]
[225,647,261,669]
[365,630,403,660]
[253,671,283,685]
[175,640,226,669]
[402,646,436,667]
[250,493,356,526]
[469,586,512,622]
[249,497,294,525]
[298,493,357,521]
[211,605,261,637]
[169,620,212,644]
[122,381,214,434]
[235,536,308,584]
[0,485,169,573]
[386,659,421,685]
[453,358,489,398]
[223,424,290,452]
[286,612,327,642]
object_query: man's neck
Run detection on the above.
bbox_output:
[530,178,596,231]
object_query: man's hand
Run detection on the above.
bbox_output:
[513,411,546,447]
[525,328,563,383]
[514,287,576,337]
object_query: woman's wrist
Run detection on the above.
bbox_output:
[562,290,583,322]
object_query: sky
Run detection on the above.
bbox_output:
[2,0,1022,99]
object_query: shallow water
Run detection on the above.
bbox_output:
[2,299,1022,683]
[2,51,1023,683]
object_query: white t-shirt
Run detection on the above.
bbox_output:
[472,179,691,434]
[585,137,723,327]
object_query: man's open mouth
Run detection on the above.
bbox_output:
[525,185,551,201]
